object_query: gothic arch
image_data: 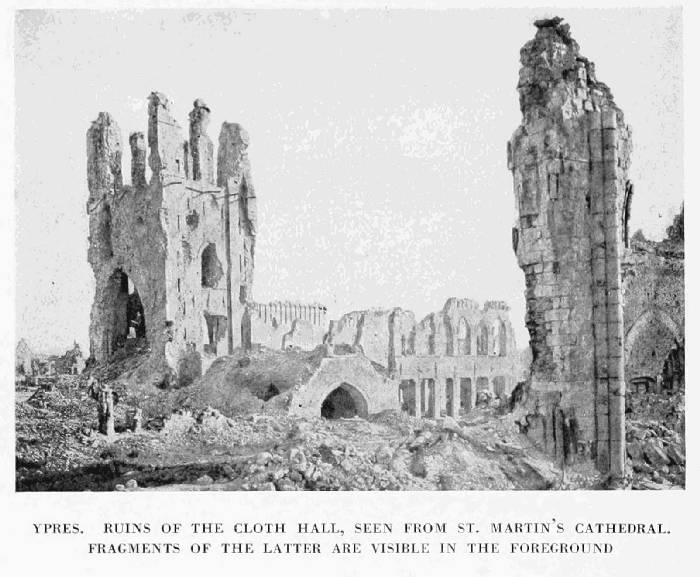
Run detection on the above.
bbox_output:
[624,308,682,382]
[625,308,682,351]
[320,382,369,419]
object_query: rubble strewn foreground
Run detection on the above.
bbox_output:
[15,369,683,491]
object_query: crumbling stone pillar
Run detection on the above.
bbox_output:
[148,92,185,177]
[189,99,214,182]
[86,113,123,361]
[508,18,630,478]
[129,131,147,188]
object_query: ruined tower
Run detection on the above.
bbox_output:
[508,19,631,478]
[87,94,257,383]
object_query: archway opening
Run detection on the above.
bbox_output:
[625,310,681,389]
[104,269,146,356]
[498,320,508,356]
[321,383,368,419]
[457,318,470,355]
[477,322,489,356]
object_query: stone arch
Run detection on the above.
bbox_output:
[457,317,471,355]
[443,316,454,356]
[476,321,489,356]
[93,268,146,359]
[497,319,508,356]
[320,382,369,419]
[626,308,682,346]
[625,308,682,383]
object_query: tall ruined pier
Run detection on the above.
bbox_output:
[508,18,631,478]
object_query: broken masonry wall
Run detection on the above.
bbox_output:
[621,230,684,388]
[508,18,630,476]
[87,112,169,367]
[88,93,258,383]
[328,299,522,398]
[157,96,259,377]
[249,301,328,351]
[218,122,257,308]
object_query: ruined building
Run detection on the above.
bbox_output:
[622,210,684,393]
[87,93,523,420]
[327,298,521,418]
[509,18,631,477]
[87,94,320,382]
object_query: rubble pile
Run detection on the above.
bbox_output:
[16,362,683,492]
[16,376,580,491]
[624,390,685,489]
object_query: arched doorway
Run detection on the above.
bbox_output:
[321,383,368,419]
[476,322,489,356]
[99,268,147,357]
[624,309,682,387]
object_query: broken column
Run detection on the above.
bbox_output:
[129,131,147,188]
[148,92,185,178]
[218,122,257,305]
[189,99,214,182]
[508,18,631,478]
[86,113,123,360]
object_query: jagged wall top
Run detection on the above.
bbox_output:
[517,17,620,123]
[87,112,123,199]
[88,92,252,192]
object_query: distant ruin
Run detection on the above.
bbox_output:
[327,299,521,418]
[509,18,631,478]
[86,93,523,419]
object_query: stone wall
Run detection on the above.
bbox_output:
[327,298,522,419]
[622,218,684,389]
[87,94,258,382]
[508,18,630,477]
[249,301,328,351]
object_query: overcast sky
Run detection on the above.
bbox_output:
[14,8,682,355]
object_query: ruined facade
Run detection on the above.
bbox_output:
[87,94,319,382]
[509,19,631,477]
[249,301,328,351]
[328,298,521,419]
[87,93,523,421]
[622,212,684,393]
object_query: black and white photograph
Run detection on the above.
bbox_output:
[1,1,696,574]
[11,6,686,491]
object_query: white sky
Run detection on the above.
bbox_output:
[14,8,682,355]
